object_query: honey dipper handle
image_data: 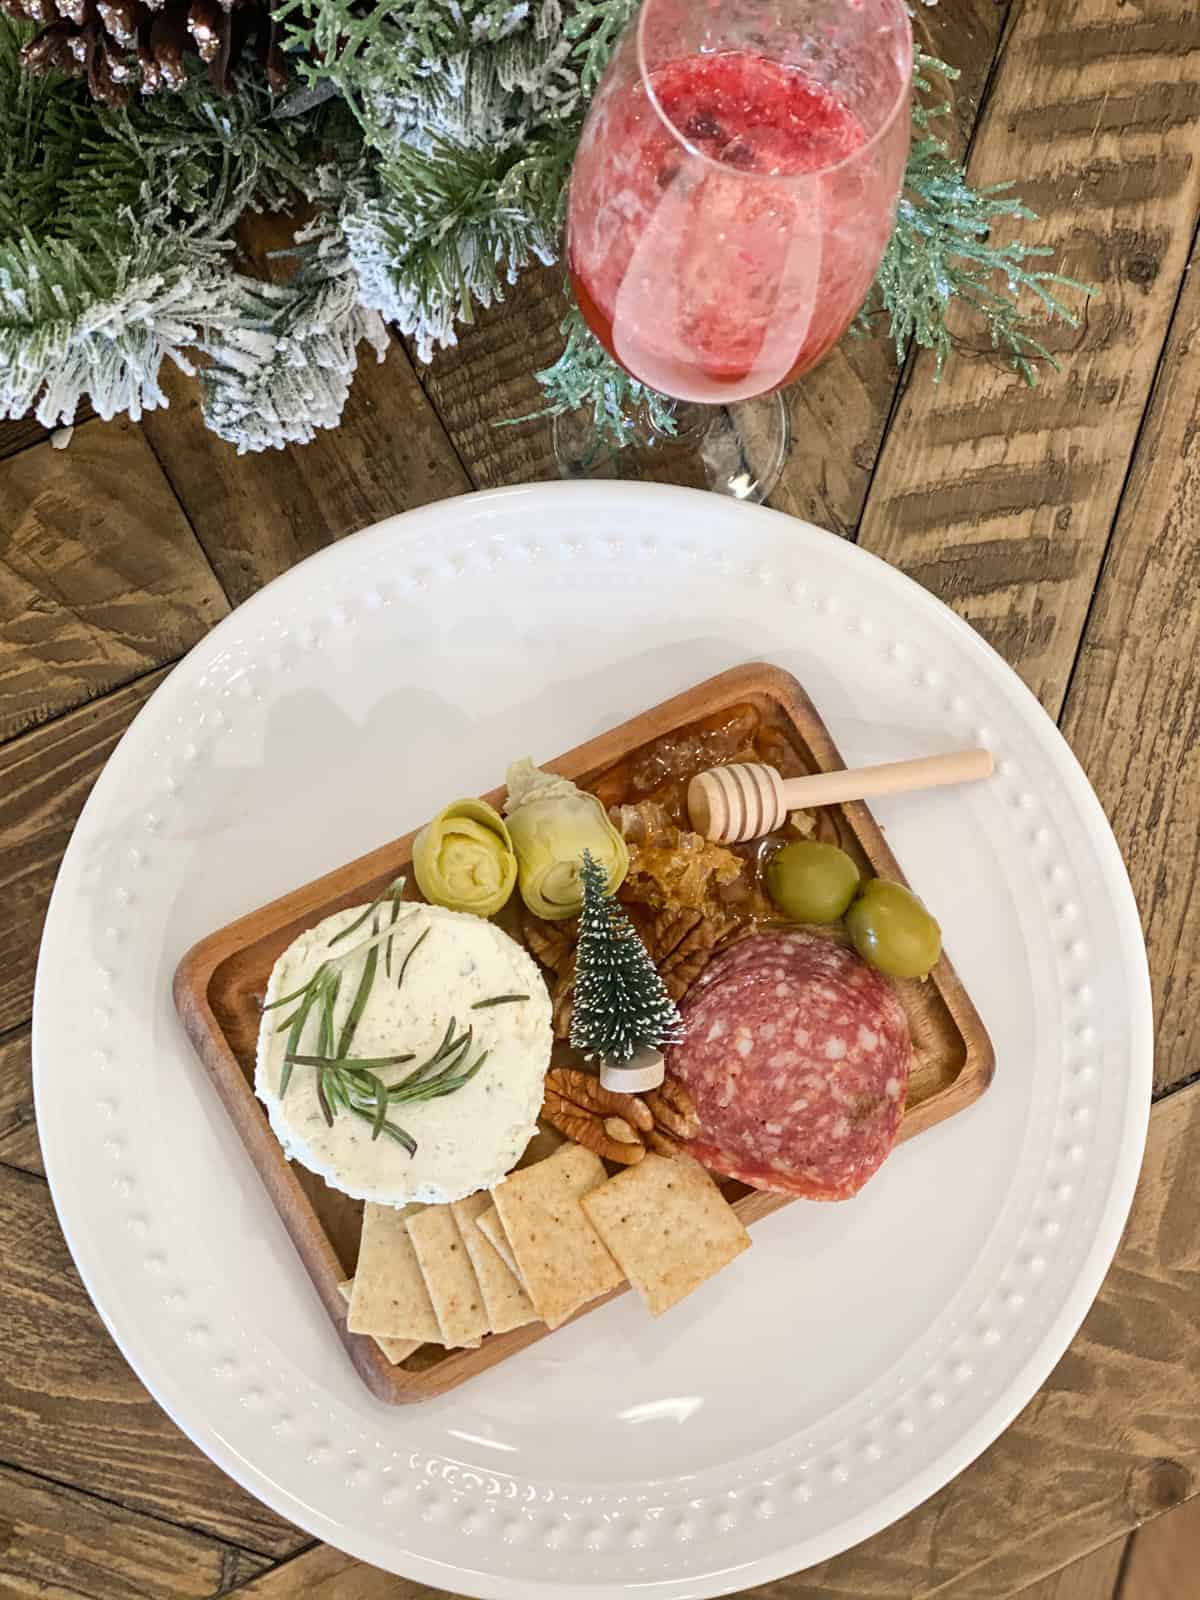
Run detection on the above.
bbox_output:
[779,748,994,810]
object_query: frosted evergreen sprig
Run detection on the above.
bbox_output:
[0,25,374,442]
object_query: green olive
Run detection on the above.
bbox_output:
[846,879,942,979]
[765,840,861,925]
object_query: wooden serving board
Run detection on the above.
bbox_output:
[174,663,994,1403]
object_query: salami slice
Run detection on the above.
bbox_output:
[666,932,912,1200]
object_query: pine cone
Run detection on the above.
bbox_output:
[7,0,287,106]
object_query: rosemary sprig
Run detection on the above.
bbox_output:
[263,977,318,1014]
[270,911,494,1148]
[327,878,406,948]
[384,882,404,977]
[395,925,429,990]
[337,914,379,1059]
[349,1105,418,1152]
[316,969,339,1057]
[471,993,528,1009]
[278,980,322,1100]
[265,900,419,1031]
[286,1052,415,1069]
[284,1037,488,1135]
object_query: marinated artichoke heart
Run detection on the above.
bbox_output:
[412,798,517,917]
[504,758,629,920]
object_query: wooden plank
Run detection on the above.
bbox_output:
[141,342,471,609]
[226,1083,1200,1597]
[1012,1536,1128,1600]
[1120,1494,1200,1600]
[402,262,567,490]
[0,420,228,743]
[0,1024,40,1177]
[0,670,169,1036]
[1057,230,1200,1098]
[410,2,1010,512]
[771,0,1013,535]
[0,1461,269,1600]
[854,0,1200,714]
[0,405,95,464]
[223,1545,432,1598]
[0,1161,306,1559]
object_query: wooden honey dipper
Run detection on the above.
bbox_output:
[687,748,994,844]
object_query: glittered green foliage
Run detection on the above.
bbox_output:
[569,851,683,1065]
[868,155,1091,381]
[563,0,638,92]
[517,302,678,450]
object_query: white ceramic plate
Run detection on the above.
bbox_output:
[34,483,1151,1597]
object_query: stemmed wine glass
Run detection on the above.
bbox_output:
[558,0,913,501]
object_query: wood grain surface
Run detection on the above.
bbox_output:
[141,340,470,607]
[0,1462,270,1600]
[0,406,94,463]
[0,668,168,1035]
[1,0,1198,1590]
[1059,231,1200,1098]
[1011,1539,1128,1600]
[854,0,1200,714]
[0,1024,38,1176]
[1119,1495,1200,1600]
[0,421,227,741]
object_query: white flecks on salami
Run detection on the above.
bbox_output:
[665,931,912,1200]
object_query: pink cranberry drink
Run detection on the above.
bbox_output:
[567,0,912,404]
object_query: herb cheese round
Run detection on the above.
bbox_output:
[255,902,552,1206]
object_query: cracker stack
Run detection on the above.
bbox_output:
[341,1143,752,1361]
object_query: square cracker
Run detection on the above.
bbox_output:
[348,1202,441,1342]
[477,1205,522,1283]
[406,1205,488,1348]
[491,1143,623,1330]
[581,1154,751,1317]
[337,1280,421,1365]
[453,1193,539,1334]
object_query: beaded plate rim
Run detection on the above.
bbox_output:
[33,482,1152,1596]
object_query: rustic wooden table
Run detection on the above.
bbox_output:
[2,1,1197,1595]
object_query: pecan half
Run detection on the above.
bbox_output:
[546,1068,654,1129]
[541,1068,655,1164]
[659,917,721,1001]
[542,1088,645,1164]
[645,1076,701,1142]
[604,1115,642,1146]
[644,906,703,966]
[522,909,578,975]
[550,952,576,1039]
[646,1126,705,1170]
